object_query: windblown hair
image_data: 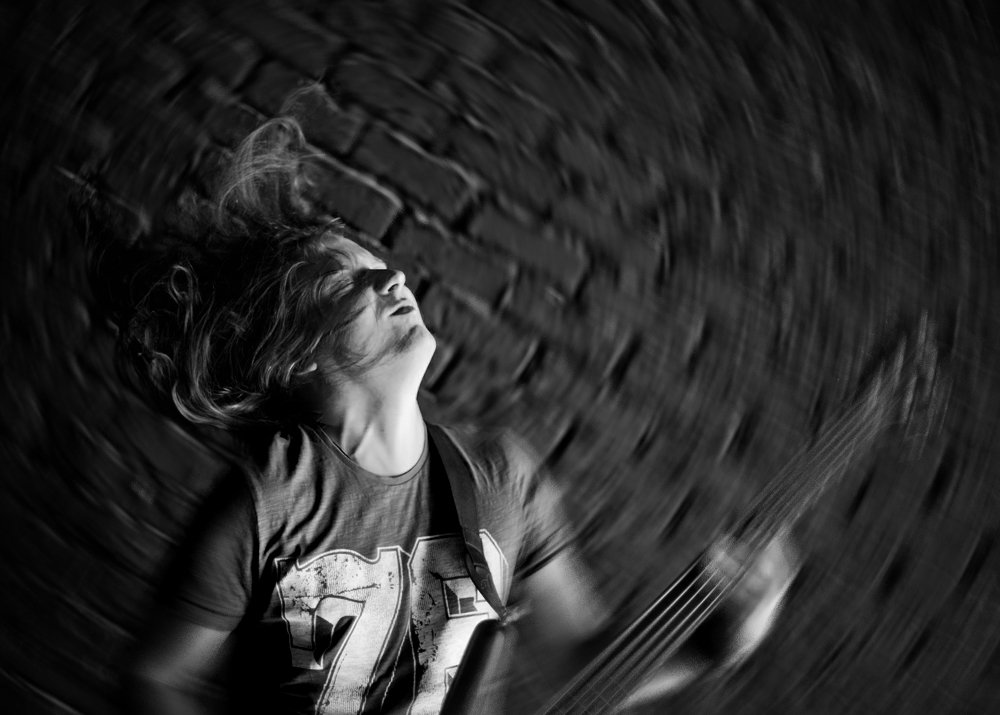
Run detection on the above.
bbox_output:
[120,111,368,430]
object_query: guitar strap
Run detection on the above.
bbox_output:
[426,424,511,624]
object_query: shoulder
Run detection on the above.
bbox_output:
[248,424,325,491]
[433,423,542,491]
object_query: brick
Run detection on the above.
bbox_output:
[54,14,180,104]
[190,144,231,199]
[502,272,572,329]
[164,78,223,128]
[81,54,186,136]
[243,60,309,115]
[421,354,502,415]
[302,155,402,238]
[553,126,640,191]
[495,43,613,126]
[131,39,188,99]
[617,111,703,174]
[441,60,551,148]
[554,125,615,181]
[423,6,502,66]
[502,271,639,377]
[218,4,345,77]
[614,62,706,134]
[562,0,650,52]
[320,0,402,36]
[470,205,588,290]
[521,345,600,410]
[140,3,259,88]
[551,194,623,246]
[476,0,592,65]
[696,0,757,38]
[192,33,260,89]
[393,219,515,306]
[446,122,562,211]
[283,86,366,155]
[418,285,533,374]
[321,3,440,80]
[351,126,476,220]
[332,55,450,142]
[101,109,203,212]
[204,101,266,148]
[365,34,442,82]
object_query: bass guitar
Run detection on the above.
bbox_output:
[442,319,947,715]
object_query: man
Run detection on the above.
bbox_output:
[123,118,795,714]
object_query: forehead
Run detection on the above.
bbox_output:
[313,234,386,269]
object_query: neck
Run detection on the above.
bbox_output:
[319,379,426,477]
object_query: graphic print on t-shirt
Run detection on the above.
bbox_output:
[275,530,508,715]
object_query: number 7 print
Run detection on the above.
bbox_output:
[274,533,508,715]
[275,547,405,714]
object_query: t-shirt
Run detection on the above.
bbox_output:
[167,423,570,714]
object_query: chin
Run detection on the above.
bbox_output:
[389,324,435,372]
[411,325,437,367]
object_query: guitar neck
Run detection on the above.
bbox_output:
[728,378,897,551]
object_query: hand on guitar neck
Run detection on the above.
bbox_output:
[484,533,798,714]
[695,534,800,668]
[619,533,799,710]
[447,317,945,714]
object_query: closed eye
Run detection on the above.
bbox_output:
[316,245,390,295]
[353,267,391,290]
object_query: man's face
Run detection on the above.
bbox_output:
[314,234,435,385]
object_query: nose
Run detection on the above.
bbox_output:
[376,268,406,295]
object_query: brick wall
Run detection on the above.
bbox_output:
[3,0,1000,712]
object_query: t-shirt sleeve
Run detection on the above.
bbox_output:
[500,431,576,578]
[159,470,259,632]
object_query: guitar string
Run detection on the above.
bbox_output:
[560,410,874,713]
[604,395,895,710]
[744,336,937,552]
[731,394,880,556]
[550,387,892,713]
[546,404,871,713]
[546,573,725,714]
[539,560,710,714]
[551,575,732,714]
[542,364,917,712]
[726,382,889,560]
[573,400,877,709]
[731,385,882,545]
[613,357,933,706]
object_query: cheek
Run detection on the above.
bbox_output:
[341,305,379,353]
[312,294,374,363]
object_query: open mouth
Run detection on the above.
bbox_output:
[391,305,414,316]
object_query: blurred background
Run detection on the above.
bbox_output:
[2,0,999,712]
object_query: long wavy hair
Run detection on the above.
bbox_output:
[119,111,371,430]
